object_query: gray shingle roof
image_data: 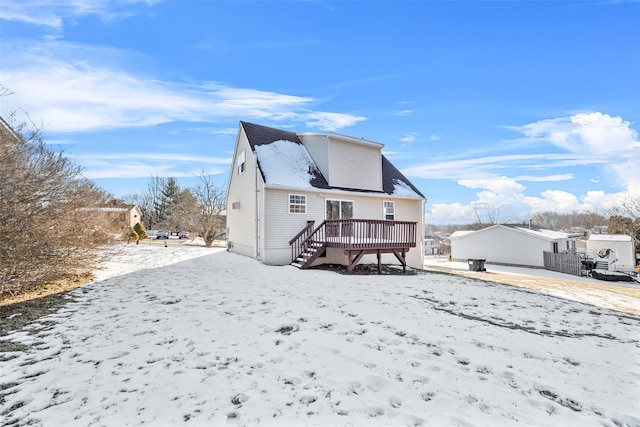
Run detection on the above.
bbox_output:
[240,121,424,198]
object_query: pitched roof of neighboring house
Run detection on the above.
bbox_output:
[451,224,570,241]
[0,116,22,142]
[240,121,425,198]
[449,230,475,239]
[588,234,633,242]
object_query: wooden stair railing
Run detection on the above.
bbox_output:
[289,220,327,269]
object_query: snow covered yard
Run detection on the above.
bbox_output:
[1,245,639,426]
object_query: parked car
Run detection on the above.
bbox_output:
[156,230,170,239]
[178,231,189,239]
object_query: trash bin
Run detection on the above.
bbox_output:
[468,259,486,272]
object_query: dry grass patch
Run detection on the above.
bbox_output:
[0,273,93,338]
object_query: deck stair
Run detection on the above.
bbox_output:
[291,241,327,269]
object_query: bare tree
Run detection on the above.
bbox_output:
[608,195,640,220]
[469,203,515,230]
[1,115,115,297]
[165,188,200,232]
[530,211,607,233]
[192,172,226,248]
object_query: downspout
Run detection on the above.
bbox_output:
[255,158,260,260]
[422,198,428,259]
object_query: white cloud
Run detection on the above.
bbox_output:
[428,134,440,141]
[394,110,413,116]
[73,152,229,179]
[402,153,595,181]
[0,0,156,29]
[400,132,417,143]
[458,177,526,197]
[510,112,640,191]
[303,111,366,131]
[428,202,476,224]
[0,39,365,133]
[513,112,639,154]
[414,112,640,223]
[75,153,230,164]
[514,174,573,182]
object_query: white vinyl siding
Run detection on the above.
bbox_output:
[226,130,259,258]
[450,225,567,268]
[328,139,382,191]
[299,134,330,181]
[289,194,307,214]
[261,189,423,268]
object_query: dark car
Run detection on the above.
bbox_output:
[156,230,170,239]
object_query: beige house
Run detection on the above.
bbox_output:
[225,122,426,272]
[93,205,143,230]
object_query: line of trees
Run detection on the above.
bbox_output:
[124,173,226,248]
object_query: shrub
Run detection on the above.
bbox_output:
[133,222,148,240]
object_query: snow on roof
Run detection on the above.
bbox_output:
[391,179,422,198]
[450,230,474,238]
[452,225,569,241]
[254,139,317,188]
[588,234,633,242]
[512,226,569,240]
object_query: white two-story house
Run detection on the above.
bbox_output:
[225,121,426,273]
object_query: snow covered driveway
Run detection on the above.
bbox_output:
[1,246,639,426]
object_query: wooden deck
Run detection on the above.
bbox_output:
[289,219,417,273]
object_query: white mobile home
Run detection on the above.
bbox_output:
[226,122,425,272]
[450,224,575,268]
[587,234,636,272]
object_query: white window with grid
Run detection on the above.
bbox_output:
[383,201,395,220]
[289,194,307,214]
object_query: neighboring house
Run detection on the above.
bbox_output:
[450,224,576,268]
[91,205,143,230]
[587,234,636,272]
[225,121,425,272]
[0,116,21,142]
[424,236,440,255]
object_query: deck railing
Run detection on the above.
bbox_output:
[322,219,417,249]
[290,219,418,264]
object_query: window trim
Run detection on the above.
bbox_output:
[288,194,307,214]
[236,150,246,176]
[383,201,395,220]
[325,199,355,220]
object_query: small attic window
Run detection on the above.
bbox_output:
[236,150,246,175]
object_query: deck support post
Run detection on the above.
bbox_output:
[345,247,410,274]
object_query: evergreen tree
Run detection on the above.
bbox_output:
[133,222,148,240]
[126,227,139,244]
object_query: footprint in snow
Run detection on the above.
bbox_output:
[389,396,403,408]
[275,324,299,335]
[365,406,385,417]
[299,395,318,405]
[231,393,249,406]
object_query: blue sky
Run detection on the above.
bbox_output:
[1,0,638,224]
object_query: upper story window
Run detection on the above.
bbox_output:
[383,201,395,220]
[289,194,307,214]
[236,150,246,175]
